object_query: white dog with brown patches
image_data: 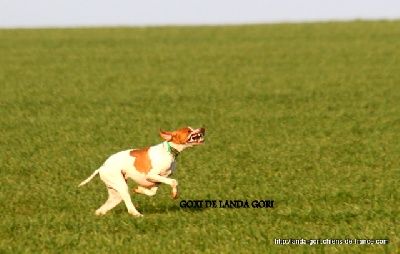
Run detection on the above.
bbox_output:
[78,127,205,217]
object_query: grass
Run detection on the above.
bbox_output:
[1,21,399,253]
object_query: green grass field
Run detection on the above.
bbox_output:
[1,21,399,253]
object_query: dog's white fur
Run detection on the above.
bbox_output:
[78,127,205,217]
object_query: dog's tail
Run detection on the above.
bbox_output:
[78,169,100,187]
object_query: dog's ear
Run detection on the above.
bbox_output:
[159,129,173,141]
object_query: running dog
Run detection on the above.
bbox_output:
[78,127,205,217]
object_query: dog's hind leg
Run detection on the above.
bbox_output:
[95,188,122,215]
[103,178,142,217]
[99,166,142,217]
[114,183,142,217]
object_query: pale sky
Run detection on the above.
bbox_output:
[1,0,400,28]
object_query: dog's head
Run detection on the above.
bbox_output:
[160,127,205,148]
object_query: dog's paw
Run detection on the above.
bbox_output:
[133,187,141,194]
[95,209,106,216]
[128,210,143,217]
[172,192,179,199]
[171,186,178,199]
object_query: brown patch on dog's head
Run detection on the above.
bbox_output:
[160,127,205,145]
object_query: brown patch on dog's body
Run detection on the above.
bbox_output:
[129,147,152,174]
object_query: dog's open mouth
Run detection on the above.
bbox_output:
[187,128,205,144]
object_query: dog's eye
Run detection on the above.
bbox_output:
[187,129,192,133]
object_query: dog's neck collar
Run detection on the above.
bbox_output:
[165,142,180,158]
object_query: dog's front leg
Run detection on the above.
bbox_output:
[133,185,159,196]
[145,174,178,199]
